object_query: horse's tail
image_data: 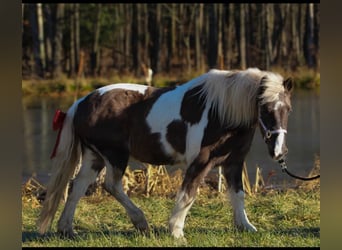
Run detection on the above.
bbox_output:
[37,101,81,235]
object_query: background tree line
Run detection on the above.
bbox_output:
[22,3,319,81]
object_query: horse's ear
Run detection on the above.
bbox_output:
[283,78,293,93]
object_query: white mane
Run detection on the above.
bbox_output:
[196,68,284,128]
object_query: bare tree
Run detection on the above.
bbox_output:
[226,4,236,69]
[148,4,162,74]
[239,4,246,69]
[37,3,46,75]
[305,3,315,69]
[194,3,203,72]
[91,4,102,77]
[53,4,64,78]
[29,3,44,77]
[74,4,80,74]
[217,4,223,69]
[43,4,53,76]
[207,4,218,68]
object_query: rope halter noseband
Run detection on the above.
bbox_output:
[258,117,287,140]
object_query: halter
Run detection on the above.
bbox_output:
[258,117,287,140]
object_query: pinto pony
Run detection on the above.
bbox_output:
[38,68,293,238]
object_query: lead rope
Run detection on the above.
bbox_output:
[278,159,320,181]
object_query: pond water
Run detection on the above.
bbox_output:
[22,89,320,186]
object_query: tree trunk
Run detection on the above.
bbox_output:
[166,3,176,72]
[280,4,290,69]
[185,5,196,74]
[131,4,140,76]
[69,4,75,76]
[37,3,46,75]
[290,4,300,70]
[239,4,246,69]
[227,4,235,69]
[208,4,218,69]
[29,4,43,77]
[149,4,162,74]
[313,3,320,71]
[195,4,203,72]
[115,4,124,71]
[91,4,102,77]
[142,4,150,69]
[74,4,80,74]
[170,3,176,69]
[217,4,223,69]
[305,3,315,69]
[43,4,53,77]
[52,4,64,79]
[124,4,132,72]
[265,4,273,69]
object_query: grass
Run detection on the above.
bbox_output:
[22,174,320,247]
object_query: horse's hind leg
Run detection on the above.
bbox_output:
[102,150,149,233]
[57,147,104,237]
[223,161,257,232]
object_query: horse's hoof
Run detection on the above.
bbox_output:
[134,220,150,234]
[175,237,187,246]
[170,227,184,239]
[57,229,76,239]
[235,223,257,232]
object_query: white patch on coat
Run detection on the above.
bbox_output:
[274,129,285,157]
[229,189,257,232]
[146,75,207,164]
[97,83,149,96]
[185,105,210,164]
[169,190,196,238]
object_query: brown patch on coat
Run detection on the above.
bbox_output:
[180,84,206,125]
[166,120,187,154]
[73,86,177,170]
[125,87,176,165]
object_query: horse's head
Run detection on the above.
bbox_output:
[258,76,293,161]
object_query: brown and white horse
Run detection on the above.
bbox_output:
[38,68,293,238]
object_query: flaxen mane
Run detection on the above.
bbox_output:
[198,68,284,128]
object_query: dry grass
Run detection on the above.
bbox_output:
[22,158,320,202]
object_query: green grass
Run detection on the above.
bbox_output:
[22,185,320,247]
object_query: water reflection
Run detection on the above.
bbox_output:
[22,90,320,185]
[22,95,75,183]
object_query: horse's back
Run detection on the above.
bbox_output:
[72,84,155,143]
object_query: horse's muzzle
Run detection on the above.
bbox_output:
[272,146,288,161]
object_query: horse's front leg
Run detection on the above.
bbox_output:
[223,161,257,232]
[169,160,212,238]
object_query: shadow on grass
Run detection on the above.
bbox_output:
[273,227,320,238]
[22,226,169,243]
[22,229,139,243]
[22,226,320,243]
